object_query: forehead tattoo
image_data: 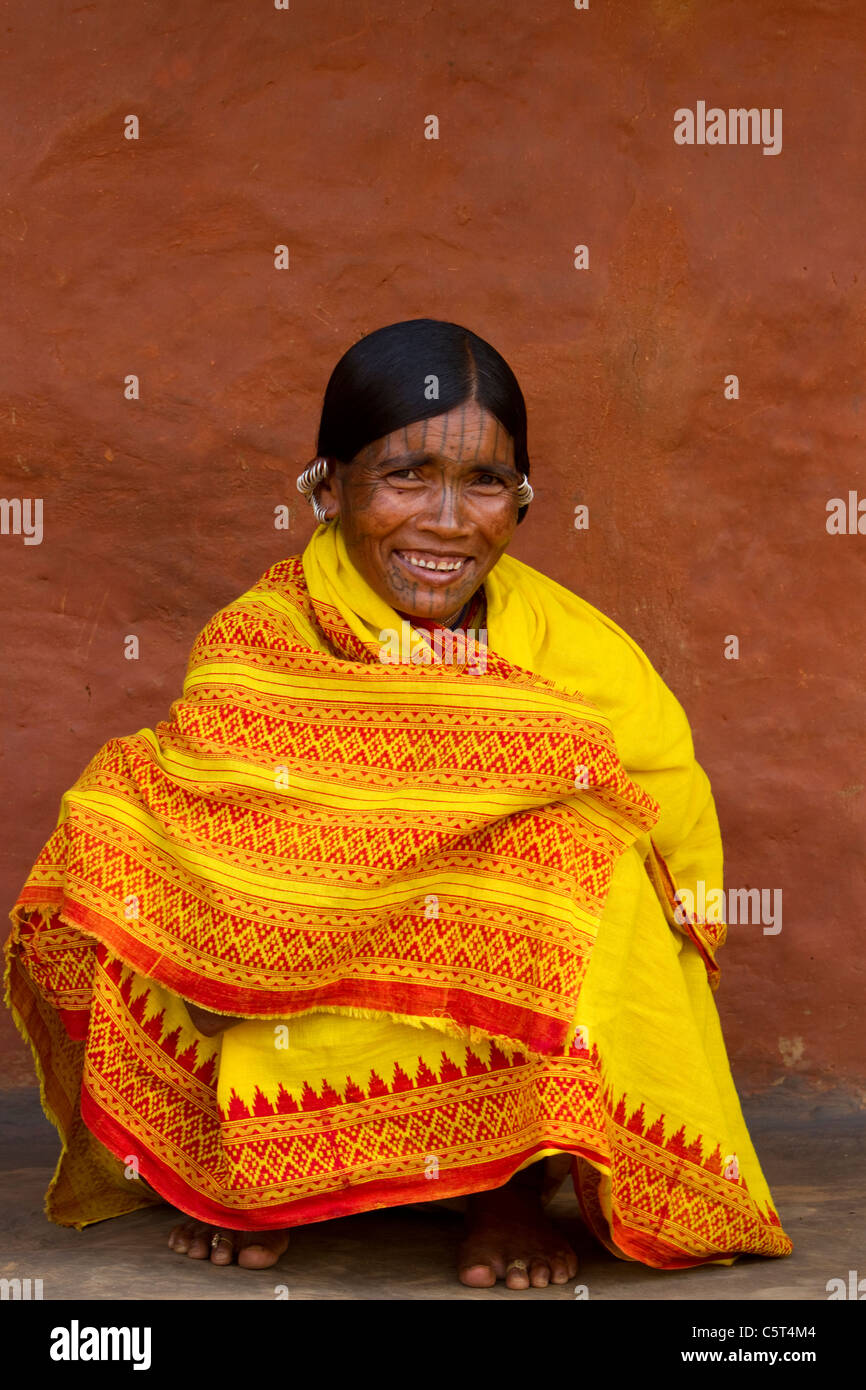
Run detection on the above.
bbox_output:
[354,402,515,470]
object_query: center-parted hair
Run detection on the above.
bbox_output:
[315,318,532,523]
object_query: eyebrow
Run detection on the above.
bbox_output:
[375,451,518,478]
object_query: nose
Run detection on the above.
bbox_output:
[414,477,474,535]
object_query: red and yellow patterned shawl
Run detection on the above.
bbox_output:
[8,526,669,1055]
[5,522,792,1267]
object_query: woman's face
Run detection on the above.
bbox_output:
[316,401,522,623]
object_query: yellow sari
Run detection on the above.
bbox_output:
[5,520,791,1268]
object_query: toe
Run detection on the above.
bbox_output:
[457,1235,504,1288]
[529,1259,551,1288]
[505,1261,531,1290]
[209,1230,236,1264]
[236,1232,290,1269]
[457,1260,498,1288]
[168,1221,195,1253]
[186,1226,215,1260]
[549,1253,576,1284]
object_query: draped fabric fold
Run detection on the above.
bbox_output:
[4,521,792,1267]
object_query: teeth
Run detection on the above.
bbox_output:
[400,552,466,573]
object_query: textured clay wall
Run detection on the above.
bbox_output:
[1,2,863,1095]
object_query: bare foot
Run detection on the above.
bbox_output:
[168,1219,289,1269]
[457,1170,579,1290]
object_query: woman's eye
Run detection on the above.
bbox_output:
[384,468,506,487]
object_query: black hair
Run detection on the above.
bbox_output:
[315,318,531,523]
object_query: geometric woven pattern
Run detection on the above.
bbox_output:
[4,935,790,1264]
[11,555,662,1055]
[4,537,792,1266]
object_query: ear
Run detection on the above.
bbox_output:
[314,460,340,515]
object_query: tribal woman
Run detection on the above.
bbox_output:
[6,318,792,1289]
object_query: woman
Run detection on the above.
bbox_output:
[6,318,792,1290]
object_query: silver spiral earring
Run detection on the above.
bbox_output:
[296,456,333,525]
[516,473,534,508]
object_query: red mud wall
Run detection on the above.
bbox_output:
[1,3,863,1094]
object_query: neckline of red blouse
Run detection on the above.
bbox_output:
[395,588,485,633]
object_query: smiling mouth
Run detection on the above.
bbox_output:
[394,549,472,576]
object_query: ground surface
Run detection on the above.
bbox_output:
[1,1084,861,1301]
